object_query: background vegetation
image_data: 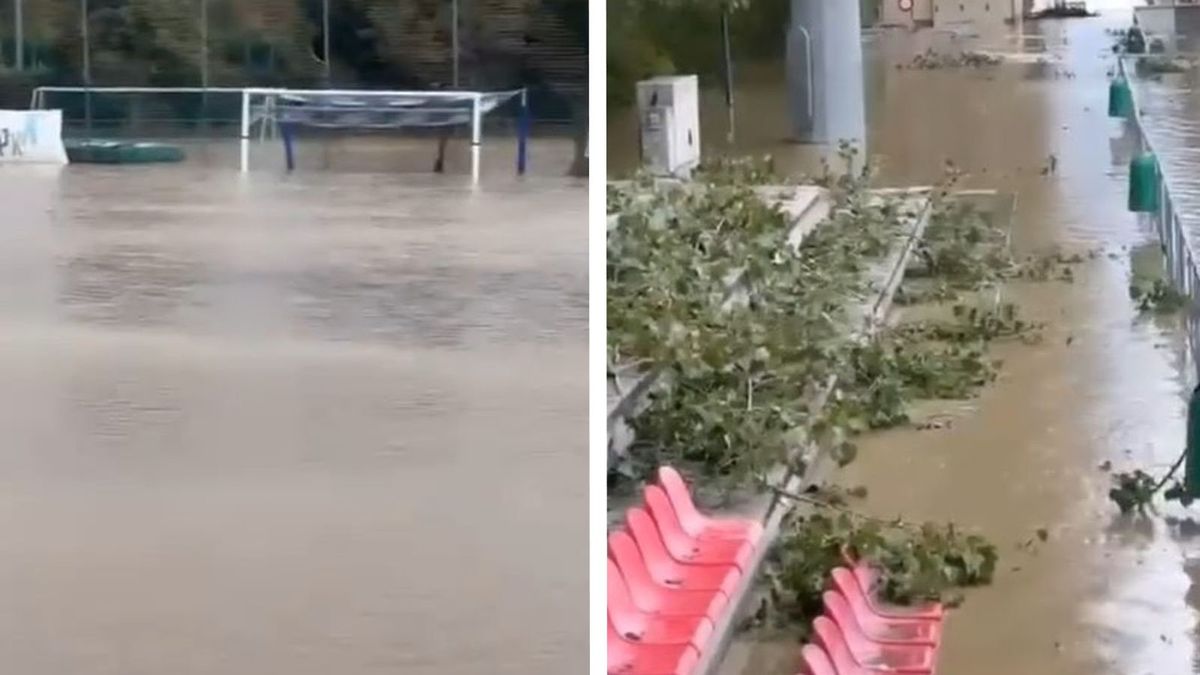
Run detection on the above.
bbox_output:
[607,0,879,109]
[0,0,586,124]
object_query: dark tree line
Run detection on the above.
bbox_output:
[1,0,586,125]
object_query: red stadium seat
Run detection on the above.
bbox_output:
[609,534,727,623]
[829,569,941,645]
[614,522,740,597]
[813,617,923,675]
[608,618,699,675]
[814,614,936,674]
[640,491,754,570]
[656,466,763,543]
[608,558,714,651]
[847,564,943,621]
[798,644,840,675]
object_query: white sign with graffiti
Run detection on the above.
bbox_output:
[0,110,68,165]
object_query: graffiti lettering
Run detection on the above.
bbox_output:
[0,128,26,158]
[0,111,67,164]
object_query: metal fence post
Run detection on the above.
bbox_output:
[15,0,24,71]
[82,0,92,132]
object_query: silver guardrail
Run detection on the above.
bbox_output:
[1119,56,1200,367]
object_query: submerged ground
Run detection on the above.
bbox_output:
[613,9,1200,675]
[0,140,586,674]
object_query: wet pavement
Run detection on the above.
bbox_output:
[610,5,1200,675]
[0,140,586,674]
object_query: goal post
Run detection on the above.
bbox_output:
[251,88,529,183]
[30,85,531,182]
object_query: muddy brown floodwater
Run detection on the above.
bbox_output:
[611,6,1200,675]
[0,139,586,674]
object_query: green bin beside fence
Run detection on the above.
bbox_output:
[1109,76,1133,119]
[1129,151,1159,213]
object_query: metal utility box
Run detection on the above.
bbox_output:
[636,75,700,176]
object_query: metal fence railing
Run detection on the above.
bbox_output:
[1119,55,1200,368]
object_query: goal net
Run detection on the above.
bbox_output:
[262,88,527,182]
[30,86,530,182]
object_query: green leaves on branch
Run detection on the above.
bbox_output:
[609,154,1083,492]
[693,155,781,186]
[609,149,896,486]
[908,200,1011,289]
[824,300,1042,434]
[756,511,997,636]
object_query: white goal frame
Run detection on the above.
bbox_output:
[30,86,527,183]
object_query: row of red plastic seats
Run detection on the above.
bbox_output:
[798,563,945,675]
[608,466,764,675]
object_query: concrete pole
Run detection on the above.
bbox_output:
[787,0,867,171]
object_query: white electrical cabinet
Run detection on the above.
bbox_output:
[636,75,700,177]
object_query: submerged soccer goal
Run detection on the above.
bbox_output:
[30,86,530,183]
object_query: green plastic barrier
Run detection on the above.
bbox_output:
[1129,151,1159,213]
[1109,76,1133,119]
[64,139,185,165]
[1187,384,1200,497]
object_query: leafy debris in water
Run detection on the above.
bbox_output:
[1135,56,1191,76]
[755,512,996,637]
[1129,278,1187,313]
[1108,457,1191,514]
[1109,470,1159,515]
[906,49,1003,70]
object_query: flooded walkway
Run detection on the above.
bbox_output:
[627,10,1200,675]
[0,144,586,674]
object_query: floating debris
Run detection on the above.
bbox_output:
[1129,278,1186,314]
[1027,3,1096,20]
[907,49,1004,70]
[1135,56,1192,76]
